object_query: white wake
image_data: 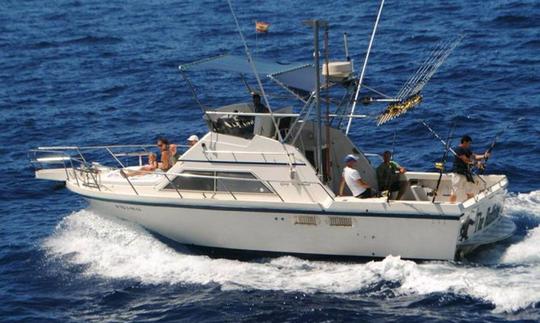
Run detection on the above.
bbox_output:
[43,190,540,313]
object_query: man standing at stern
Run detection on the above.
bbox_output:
[449,135,490,203]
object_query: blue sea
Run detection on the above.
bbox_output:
[1,0,539,321]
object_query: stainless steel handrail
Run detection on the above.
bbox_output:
[203,150,294,156]
[36,144,191,151]
[30,145,336,203]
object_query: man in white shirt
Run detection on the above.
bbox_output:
[338,154,372,198]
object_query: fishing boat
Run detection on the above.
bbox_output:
[30,1,515,260]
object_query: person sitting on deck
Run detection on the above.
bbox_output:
[252,92,269,113]
[187,134,199,147]
[156,137,172,171]
[338,154,372,198]
[123,153,158,177]
[168,134,198,165]
[376,151,406,200]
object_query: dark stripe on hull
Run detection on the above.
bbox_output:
[84,195,461,221]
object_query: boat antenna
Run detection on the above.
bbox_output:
[343,32,350,62]
[346,0,385,135]
[226,0,284,143]
[432,123,455,202]
[324,23,331,183]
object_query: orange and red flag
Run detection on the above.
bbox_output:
[255,21,270,33]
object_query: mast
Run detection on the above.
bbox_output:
[304,19,328,179]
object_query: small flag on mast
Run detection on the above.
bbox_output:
[255,21,270,33]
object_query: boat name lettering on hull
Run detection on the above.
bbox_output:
[115,204,142,212]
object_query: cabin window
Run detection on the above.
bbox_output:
[216,172,271,193]
[164,171,271,193]
[165,171,214,191]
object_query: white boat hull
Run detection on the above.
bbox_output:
[86,196,463,260]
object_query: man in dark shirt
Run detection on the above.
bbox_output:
[252,92,269,113]
[376,151,406,200]
[449,135,489,203]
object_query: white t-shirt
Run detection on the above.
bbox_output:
[343,166,366,196]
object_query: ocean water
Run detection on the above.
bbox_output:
[1,0,539,321]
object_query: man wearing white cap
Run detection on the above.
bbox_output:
[338,154,372,198]
[187,135,199,147]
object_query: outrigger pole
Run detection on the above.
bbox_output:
[346,0,385,135]
[180,69,206,112]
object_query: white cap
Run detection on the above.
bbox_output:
[344,154,359,163]
[187,135,199,142]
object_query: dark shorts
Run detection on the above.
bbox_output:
[355,188,373,199]
[380,181,401,193]
[390,181,401,192]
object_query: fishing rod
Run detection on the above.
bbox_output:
[479,117,524,173]
[384,130,397,202]
[239,73,253,94]
[420,120,458,157]
[432,123,454,203]
[420,120,487,184]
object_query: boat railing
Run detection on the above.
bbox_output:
[31,144,190,165]
[30,145,335,203]
[30,144,189,196]
[202,149,299,167]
